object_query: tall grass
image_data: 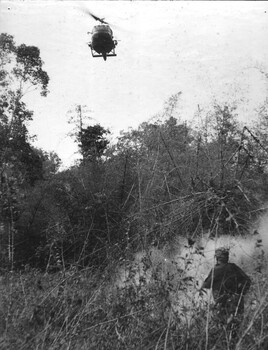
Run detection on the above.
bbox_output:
[0,233,268,350]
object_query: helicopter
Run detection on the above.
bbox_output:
[85,11,118,61]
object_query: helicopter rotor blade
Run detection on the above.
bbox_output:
[90,13,108,25]
[78,5,129,35]
[79,6,109,24]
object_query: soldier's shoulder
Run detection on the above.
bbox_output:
[227,263,250,277]
[228,262,244,270]
[228,263,239,268]
[215,263,237,275]
[226,263,241,272]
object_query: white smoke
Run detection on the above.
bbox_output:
[115,217,268,323]
[117,231,264,286]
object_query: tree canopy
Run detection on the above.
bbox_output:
[1,33,268,272]
[0,33,53,270]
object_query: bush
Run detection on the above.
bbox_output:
[1,240,268,350]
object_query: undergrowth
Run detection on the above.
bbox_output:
[0,244,268,350]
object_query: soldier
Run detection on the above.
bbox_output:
[201,247,251,323]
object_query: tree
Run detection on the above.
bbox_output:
[78,124,110,162]
[0,33,49,178]
[0,33,49,185]
[0,33,50,270]
[0,33,49,96]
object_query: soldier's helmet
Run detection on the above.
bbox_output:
[215,247,229,263]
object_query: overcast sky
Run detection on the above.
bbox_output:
[1,1,268,167]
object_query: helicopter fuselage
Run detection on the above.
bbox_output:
[89,25,117,60]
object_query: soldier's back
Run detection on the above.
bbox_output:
[203,263,251,295]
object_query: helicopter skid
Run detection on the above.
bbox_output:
[91,52,117,58]
[90,47,117,59]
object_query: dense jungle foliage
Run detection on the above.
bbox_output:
[1,33,268,350]
[1,33,268,272]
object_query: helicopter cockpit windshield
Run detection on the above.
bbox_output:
[92,24,113,36]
